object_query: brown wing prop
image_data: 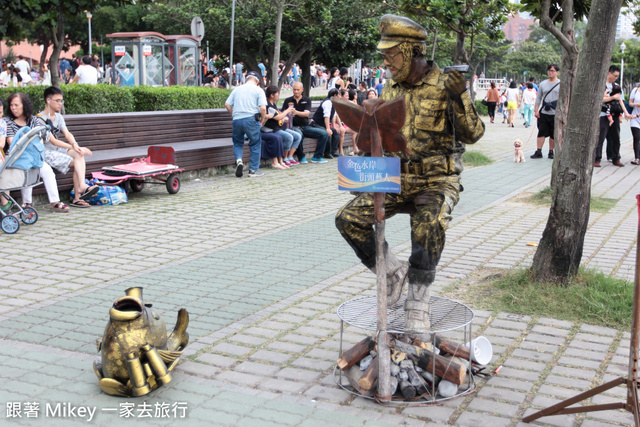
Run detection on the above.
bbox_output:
[332,97,409,154]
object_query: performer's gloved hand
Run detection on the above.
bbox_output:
[444,69,467,100]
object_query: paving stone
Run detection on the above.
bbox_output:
[573,332,615,345]
[486,376,533,392]
[215,370,264,386]
[456,411,511,427]
[490,319,528,330]
[503,358,546,372]
[250,350,293,364]
[176,361,220,378]
[557,356,601,370]
[466,398,519,417]
[521,408,575,427]
[196,353,239,368]
[234,361,281,376]
[530,325,570,337]
[511,348,554,362]
[524,333,565,345]
[497,366,541,382]
[544,375,592,390]
[267,341,308,353]
[291,357,335,371]
[276,367,322,382]
[537,317,573,329]
[303,385,351,403]
[476,386,526,403]
[402,405,455,423]
[579,324,619,336]
[229,334,268,346]
[550,365,597,380]
[211,342,253,357]
[259,378,306,393]
[563,347,607,361]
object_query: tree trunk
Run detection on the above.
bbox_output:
[49,6,65,89]
[453,32,468,65]
[430,27,438,61]
[38,37,50,76]
[300,49,311,98]
[530,0,623,283]
[271,0,284,89]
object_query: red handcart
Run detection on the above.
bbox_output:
[91,146,184,194]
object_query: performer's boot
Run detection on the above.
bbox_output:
[367,245,408,307]
[404,269,435,333]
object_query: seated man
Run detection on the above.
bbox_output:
[311,88,342,159]
[38,86,98,207]
[281,82,328,164]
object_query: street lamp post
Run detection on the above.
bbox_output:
[85,11,93,55]
[621,41,626,92]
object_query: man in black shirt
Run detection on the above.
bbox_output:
[281,81,329,164]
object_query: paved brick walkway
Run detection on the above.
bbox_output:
[0,117,638,426]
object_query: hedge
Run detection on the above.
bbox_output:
[474,99,488,116]
[0,84,231,114]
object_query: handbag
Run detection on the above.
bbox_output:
[481,99,488,106]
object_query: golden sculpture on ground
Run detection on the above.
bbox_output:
[93,287,189,397]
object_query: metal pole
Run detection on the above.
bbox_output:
[207,41,210,70]
[230,0,236,83]
[88,18,92,55]
[622,57,625,93]
[628,195,640,401]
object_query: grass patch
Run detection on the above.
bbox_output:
[444,268,633,330]
[526,186,617,213]
[462,151,493,167]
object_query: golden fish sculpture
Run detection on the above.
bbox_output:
[93,287,189,397]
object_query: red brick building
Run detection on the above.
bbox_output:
[503,14,536,45]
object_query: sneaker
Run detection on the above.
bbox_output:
[235,160,244,177]
[287,158,299,165]
[323,153,334,159]
[248,170,264,177]
[1,201,12,212]
[283,159,292,166]
[548,150,554,159]
[311,157,328,163]
[530,150,543,159]
[299,157,308,164]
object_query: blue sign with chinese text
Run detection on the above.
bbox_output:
[338,156,401,193]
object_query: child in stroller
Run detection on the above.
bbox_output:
[0,125,47,234]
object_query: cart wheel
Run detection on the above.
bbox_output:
[166,174,180,194]
[1,216,19,234]
[20,207,38,225]
[130,179,145,193]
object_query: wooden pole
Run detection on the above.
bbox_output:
[371,128,391,402]
[628,194,640,410]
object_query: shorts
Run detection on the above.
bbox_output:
[537,113,555,139]
[507,101,518,110]
[44,143,72,174]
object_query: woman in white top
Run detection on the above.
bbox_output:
[629,85,640,165]
[327,67,340,90]
[522,82,537,128]
[503,80,521,128]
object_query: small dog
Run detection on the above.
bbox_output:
[514,139,525,163]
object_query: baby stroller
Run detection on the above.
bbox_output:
[0,125,47,234]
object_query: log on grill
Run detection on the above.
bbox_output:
[337,336,375,370]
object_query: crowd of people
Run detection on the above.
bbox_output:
[0,53,106,87]
[224,69,379,177]
[483,63,640,166]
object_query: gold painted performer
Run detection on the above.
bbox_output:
[335,14,485,333]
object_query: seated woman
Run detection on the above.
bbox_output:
[5,93,71,212]
[264,86,302,166]
[260,131,288,170]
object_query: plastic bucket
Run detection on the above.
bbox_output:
[465,336,493,365]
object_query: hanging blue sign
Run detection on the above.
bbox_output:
[338,156,401,193]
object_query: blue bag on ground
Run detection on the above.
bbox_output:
[71,179,128,205]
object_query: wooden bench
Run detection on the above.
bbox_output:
[41,105,352,193]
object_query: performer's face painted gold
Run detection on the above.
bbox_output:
[380,42,426,83]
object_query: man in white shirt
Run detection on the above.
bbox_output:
[14,55,30,74]
[72,55,98,85]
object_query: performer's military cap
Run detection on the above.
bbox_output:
[377,14,428,50]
